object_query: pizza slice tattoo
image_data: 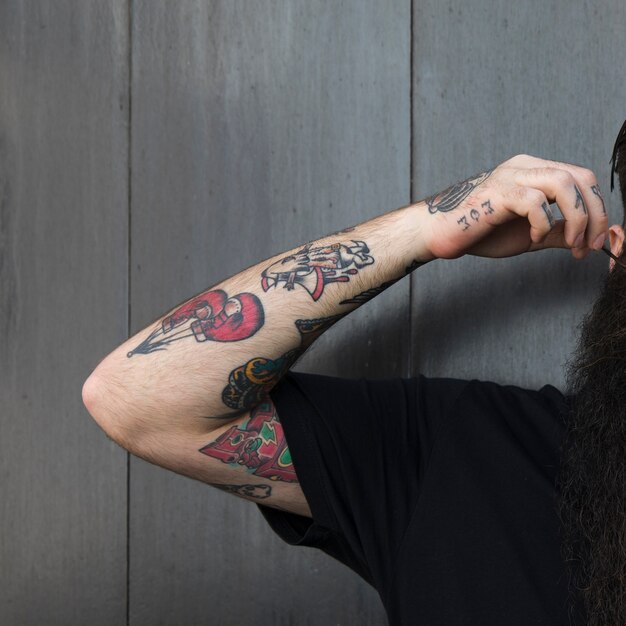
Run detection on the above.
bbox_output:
[127,288,264,357]
[199,400,296,482]
[261,240,374,301]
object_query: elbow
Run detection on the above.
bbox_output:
[81,372,102,422]
[82,370,140,452]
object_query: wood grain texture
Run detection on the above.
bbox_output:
[0,2,129,625]
[129,1,409,624]
[411,0,626,390]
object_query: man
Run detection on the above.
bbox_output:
[82,122,626,624]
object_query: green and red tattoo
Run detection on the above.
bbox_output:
[199,399,296,482]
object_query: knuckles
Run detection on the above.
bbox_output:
[505,184,545,205]
[550,168,576,188]
[576,167,598,187]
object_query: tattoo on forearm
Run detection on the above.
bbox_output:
[222,349,301,411]
[340,259,426,305]
[574,185,588,215]
[210,483,272,499]
[200,400,297,482]
[591,184,607,215]
[542,201,556,228]
[295,314,344,347]
[261,240,374,301]
[127,289,264,357]
[340,277,400,305]
[425,170,493,214]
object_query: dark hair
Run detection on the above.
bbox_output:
[610,118,626,228]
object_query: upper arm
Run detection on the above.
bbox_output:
[83,377,311,517]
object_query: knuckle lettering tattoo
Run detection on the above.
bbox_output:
[591,184,607,215]
[574,185,588,215]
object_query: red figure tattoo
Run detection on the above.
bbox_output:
[199,400,296,482]
[261,240,374,301]
[127,289,264,357]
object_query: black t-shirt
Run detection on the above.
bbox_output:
[258,371,583,626]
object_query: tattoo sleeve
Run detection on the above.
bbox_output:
[95,202,431,426]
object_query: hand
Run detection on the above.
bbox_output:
[419,154,609,260]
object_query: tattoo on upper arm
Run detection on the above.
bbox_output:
[210,483,272,499]
[425,170,493,214]
[261,240,374,301]
[200,400,297,482]
[127,289,264,357]
[222,349,301,411]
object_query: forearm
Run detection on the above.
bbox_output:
[86,201,433,432]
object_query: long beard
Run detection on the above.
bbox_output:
[558,260,626,624]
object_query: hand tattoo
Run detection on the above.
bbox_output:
[591,184,607,215]
[425,170,493,214]
[574,185,588,215]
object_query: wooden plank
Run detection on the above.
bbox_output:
[0,2,129,625]
[411,0,626,390]
[129,1,409,624]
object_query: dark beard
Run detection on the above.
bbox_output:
[558,258,626,625]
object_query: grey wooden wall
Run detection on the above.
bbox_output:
[1,1,624,624]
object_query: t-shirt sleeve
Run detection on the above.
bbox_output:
[257,370,470,588]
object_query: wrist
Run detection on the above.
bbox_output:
[395,201,438,264]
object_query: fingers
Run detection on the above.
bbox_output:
[503,154,609,258]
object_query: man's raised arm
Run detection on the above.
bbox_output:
[82,154,607,448]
